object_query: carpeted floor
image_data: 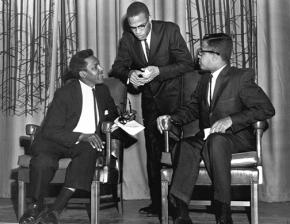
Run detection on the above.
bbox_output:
[1,198,290,224]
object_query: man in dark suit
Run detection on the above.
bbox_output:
[110,1,195,216]
[19,49,123,224]
[157,33,275,224]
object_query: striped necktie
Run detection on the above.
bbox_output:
[208,74,213,109]
[144,39,150,60]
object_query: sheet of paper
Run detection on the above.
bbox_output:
[115,118,145,136]
[142,68,151,78]
[203,128,211,140]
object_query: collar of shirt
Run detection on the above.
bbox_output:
[141,28,152,61]
[79,79,95,92]
[208,64,227,105]
[211,64,227,82]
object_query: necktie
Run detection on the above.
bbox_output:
[208,74,213,109]
[92,88,98,133]
[144,39,150,60]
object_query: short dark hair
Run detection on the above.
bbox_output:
[203,33,233,62]
[127,1,149,19]
[64,49,94,81]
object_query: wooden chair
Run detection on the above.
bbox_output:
[160,119,268,224]
[17,77,127,224]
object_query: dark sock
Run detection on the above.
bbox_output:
[51,187,74,214]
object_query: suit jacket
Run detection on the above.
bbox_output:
[111,20,195,115]
[31,79,119,154]
[171,66,275,146]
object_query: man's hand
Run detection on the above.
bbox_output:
[157,115,171,134]
[129,70,148,87]
[140,66,160,83]
[210,116,232,134]
[78,133,104,151]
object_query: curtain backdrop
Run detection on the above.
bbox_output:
[0,0,187,199]
[257,0,290,202]
[0,0,289,203]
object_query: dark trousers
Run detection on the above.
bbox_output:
[170,132,253,205]
[29,142,99,202]
[142,85,182,210]
[143,118,163,209]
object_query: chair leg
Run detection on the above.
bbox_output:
[251,182,258,224]
[18,180,25,220]
[118,182,124,215]
[161,179,169,224]
[91,180,100,224]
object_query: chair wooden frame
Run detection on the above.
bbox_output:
[160,121,267,224]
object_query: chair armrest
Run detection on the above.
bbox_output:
[101,122,114,183]
[20,136,32,155]
[26,124,39,135]
[26,124,39,143]
[253,120,268,165]
[19,124,39,155]
[101,122,113,166]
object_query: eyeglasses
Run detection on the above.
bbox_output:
[129,20,149,32]
[197,48,220,56]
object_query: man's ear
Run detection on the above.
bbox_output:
[148,16,152,22]
[79,71,87,79]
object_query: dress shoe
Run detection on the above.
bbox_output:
[138,204,160,217]
[174,216,193,224]
[36,209,59,224]
[19,202,44,224]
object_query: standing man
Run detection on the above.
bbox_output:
[157,33,275,224]
[110,1,195,216]
[19,49,123,224]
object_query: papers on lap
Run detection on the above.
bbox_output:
[114,117,145,136]
[203,128,210,140]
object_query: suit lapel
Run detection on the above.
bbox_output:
[148,23,158,64]
[94,85,105,126]
[211,65,231,110]
[74,80,82,118]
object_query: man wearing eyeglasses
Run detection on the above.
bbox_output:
[157,33,275,224]
[110,1,195,218]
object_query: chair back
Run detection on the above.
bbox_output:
[103,77,127,114]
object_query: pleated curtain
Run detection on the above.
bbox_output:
[0,0,187,199]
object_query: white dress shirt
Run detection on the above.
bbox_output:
[207,64,227,105]
[141,29,152,62]
[73,80,99,134]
